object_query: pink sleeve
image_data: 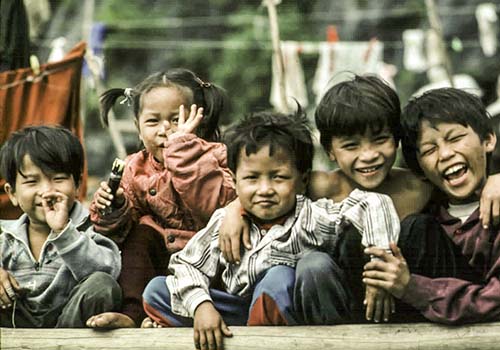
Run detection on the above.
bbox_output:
[401,273,500,324]
[163,134,236,226]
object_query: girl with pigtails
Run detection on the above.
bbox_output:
[86,68,236,328]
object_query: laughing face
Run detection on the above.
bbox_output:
[416,120,497,204]
[329,127,397,190]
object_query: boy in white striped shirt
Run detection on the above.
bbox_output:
[142,110,399,350]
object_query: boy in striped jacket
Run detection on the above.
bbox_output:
[142,109,399,350]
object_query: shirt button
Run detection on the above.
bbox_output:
[149,188,157,196]
[167,234,175,243]
[455,229,463,234]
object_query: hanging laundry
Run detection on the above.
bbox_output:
[312,40,384,104]
[0,42,87,219]
[413,66,483,98]
[48,37,67,62]
[23,0,51,40]
[402,29,428,72]
[425,29,442,69]
[270,41,308,112]
[83,22,107,84]
[476,3,498,57]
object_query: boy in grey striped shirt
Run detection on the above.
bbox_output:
[142,110,399,350]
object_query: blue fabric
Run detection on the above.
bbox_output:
[143,265,296,326]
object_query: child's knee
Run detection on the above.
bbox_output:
[142,276,169,305]
[296,251,335,278]
[85,272,120,296]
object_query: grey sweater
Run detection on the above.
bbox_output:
[0,201,121,325]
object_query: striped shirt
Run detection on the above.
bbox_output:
[166,189,400,318]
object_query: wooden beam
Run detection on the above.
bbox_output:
[2,322,500,350]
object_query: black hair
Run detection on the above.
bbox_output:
[401,88,494,177]
[223,107,313,175]
[99,68,227,142]
[315,74,401,154]
[0,125,84,191]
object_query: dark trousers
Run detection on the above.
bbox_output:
[294,225,366,325]
[294,214,481,324]
[118,224,170,325]
[0,272,121,328]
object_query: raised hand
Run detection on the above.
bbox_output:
[41,191,70,233]
[169,104,204,140]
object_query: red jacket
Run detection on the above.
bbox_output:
[90,134,236,253]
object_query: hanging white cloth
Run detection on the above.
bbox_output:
[476,3,498,57]
[270,41,308,112]
[402,29,428,72]
[413,66,483,98]
[312,40,384,104]
[48,37,67,63]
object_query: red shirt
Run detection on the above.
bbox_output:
[90,134,236,253]
[402,206,500,324]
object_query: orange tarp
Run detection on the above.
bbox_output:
[0,41,87,219]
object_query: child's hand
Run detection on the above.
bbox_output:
[479,173,500,229]
[42,191,71,233]
[94,181,125,215]
[0,268,21,310]
[193,301,232,350]
[364,285,395,322]
[362,243,411,299]
[219,199,251,264]
[169,104,204,140]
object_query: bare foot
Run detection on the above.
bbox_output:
[86,312,136,328]
[141,317,162,328]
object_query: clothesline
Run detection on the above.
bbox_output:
[99,3,498,29]
[36,38,494,51]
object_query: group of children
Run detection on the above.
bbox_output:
[1,67,500,349]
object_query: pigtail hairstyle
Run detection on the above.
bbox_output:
[99,69,227,142]
[160,68,227,142]
[99,88,138,127]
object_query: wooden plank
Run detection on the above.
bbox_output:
[2,322,500,350]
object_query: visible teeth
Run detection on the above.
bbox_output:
[444,164,466,176]
[358,166,380,173]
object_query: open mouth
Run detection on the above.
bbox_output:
[442,163,468,184]
[355,164,383,174]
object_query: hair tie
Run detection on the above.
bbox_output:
[195,76,211,88]
[120,88,134,106]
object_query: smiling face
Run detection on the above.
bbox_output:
[136,86,190,163]
[4,155,78,229]
[329,127,397,190]
[234,145,307,222]
[417,120,496,204]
